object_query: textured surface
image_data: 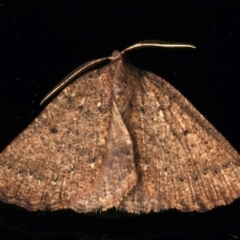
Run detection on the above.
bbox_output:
[119,71,240,212]
[0,52,240,213]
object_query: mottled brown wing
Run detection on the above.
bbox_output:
[0,68,114,211]
[73,100,137,212]
[120,70,240,213]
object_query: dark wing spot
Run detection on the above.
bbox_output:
[139,106,145,113]
[78,104,83,111]
[192,174,198,181]
[50,127,58,134]
[183,130,190,136]
[90,157,97,163]
[178,175,185,182]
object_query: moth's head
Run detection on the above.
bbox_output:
[109,50,122,61]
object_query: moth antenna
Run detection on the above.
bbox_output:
[40,57,109,105]
[121,40,196,54]
[41,40,195,105]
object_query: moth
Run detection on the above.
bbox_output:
[0,40,240,213]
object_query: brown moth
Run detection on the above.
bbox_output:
[0,40,240,213]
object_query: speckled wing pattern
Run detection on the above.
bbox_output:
[0,67,119,211]
[0,60,138,212]
[73,100,137,212]
[72,63,137,212]
[119,69,240,212]
[1,41,240,213]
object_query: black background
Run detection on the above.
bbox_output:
[0,1,240,240]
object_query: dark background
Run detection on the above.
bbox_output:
[0,1,240,240]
